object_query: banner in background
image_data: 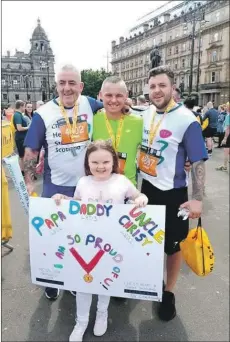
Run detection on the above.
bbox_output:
[3,154,29,215]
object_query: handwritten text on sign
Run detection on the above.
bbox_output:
[29,198,166,301]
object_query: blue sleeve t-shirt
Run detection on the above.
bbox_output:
[13,111,28,140]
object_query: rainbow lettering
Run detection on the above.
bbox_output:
[118,207,164,246]
[31,211,66,236]
[69,201,113,217]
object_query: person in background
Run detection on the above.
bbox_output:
[5,104,15,122]
[36,100,44,110]
[137,95,148,108]
[216,105,226,148]
[216,102,230,172]
[202,101,218,157]
[184,98,203,126]
[24,102,34,122]
[132,97,137,106]
[172,87,182,104]
[13,100,29,175]
[131,95,149,116]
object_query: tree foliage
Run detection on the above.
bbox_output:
[81,68,112,99]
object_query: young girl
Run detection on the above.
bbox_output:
[52,140,148,342]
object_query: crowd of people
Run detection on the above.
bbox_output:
[1,63,229,342]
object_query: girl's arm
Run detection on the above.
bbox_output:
[124,177,148,207]
[130,191,148,207]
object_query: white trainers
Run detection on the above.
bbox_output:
[93,310,108,337]
[69,321,88,342]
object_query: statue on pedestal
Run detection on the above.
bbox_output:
[150,45,161,69]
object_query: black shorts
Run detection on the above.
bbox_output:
[15,139,25,158]
[203,127,217,138]
[141,179,189,256]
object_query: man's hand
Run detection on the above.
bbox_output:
[184,160,192,172]
[180,199,202,219]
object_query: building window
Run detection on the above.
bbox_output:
[3,94,7,100]
[215,12,220,22]
[182,43,186,51]
[13,80,18,85]
[182,59,185,68]
[175,46,179,54]
[2,79,6,85]
[211,72,216,83]
[212,32,219,42]
[27,94,31,101]
[15,94,19,100]
[175,64,178,70]
[211,50,217,62]
[169,35,172,40]
[168,48,172,56]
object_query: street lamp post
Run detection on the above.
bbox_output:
[196,19,208,93]
[183,2,206,95]
[188,11,196,95]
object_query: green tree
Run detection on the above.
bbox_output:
[81,68,112,98]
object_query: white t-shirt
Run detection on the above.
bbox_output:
[140,103,207,190]
[74,174,139,204]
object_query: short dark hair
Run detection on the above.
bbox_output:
[84,140,120,176]
[184,98,195,110]
[148,65,174,84]
[15,100,25,110]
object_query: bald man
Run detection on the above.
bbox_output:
[24,64,103,300]
[93,76,143,185]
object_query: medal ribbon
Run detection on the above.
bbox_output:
[104,113,125,151]
[59,100,79,142]
[148,98,176,147]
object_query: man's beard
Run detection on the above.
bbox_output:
[151,95,172,110]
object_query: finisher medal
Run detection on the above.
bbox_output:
[83,273,93,283]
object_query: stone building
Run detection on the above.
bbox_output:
[111,0,229,106]
[1,19,55,108]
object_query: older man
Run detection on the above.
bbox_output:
[24,64,103,300]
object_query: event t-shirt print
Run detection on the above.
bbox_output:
[29,197,166,302]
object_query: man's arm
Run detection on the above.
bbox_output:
[180,121,208,218]
[191,160,205,201]
[24,148,40,194]
[23,113,46,194]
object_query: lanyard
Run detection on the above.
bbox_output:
[148,98,176,147]
[104,113,125,151]
[59,100,79,142]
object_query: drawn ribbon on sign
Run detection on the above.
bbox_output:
[69,247,105,283]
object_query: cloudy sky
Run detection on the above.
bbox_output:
[2,0,166,73]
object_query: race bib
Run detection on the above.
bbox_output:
[118,152,127,174]
[139,146,160,177]
[58,118,89,145]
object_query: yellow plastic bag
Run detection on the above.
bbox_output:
[180,218,214,276]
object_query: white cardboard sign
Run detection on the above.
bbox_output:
[29,197,166,302]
